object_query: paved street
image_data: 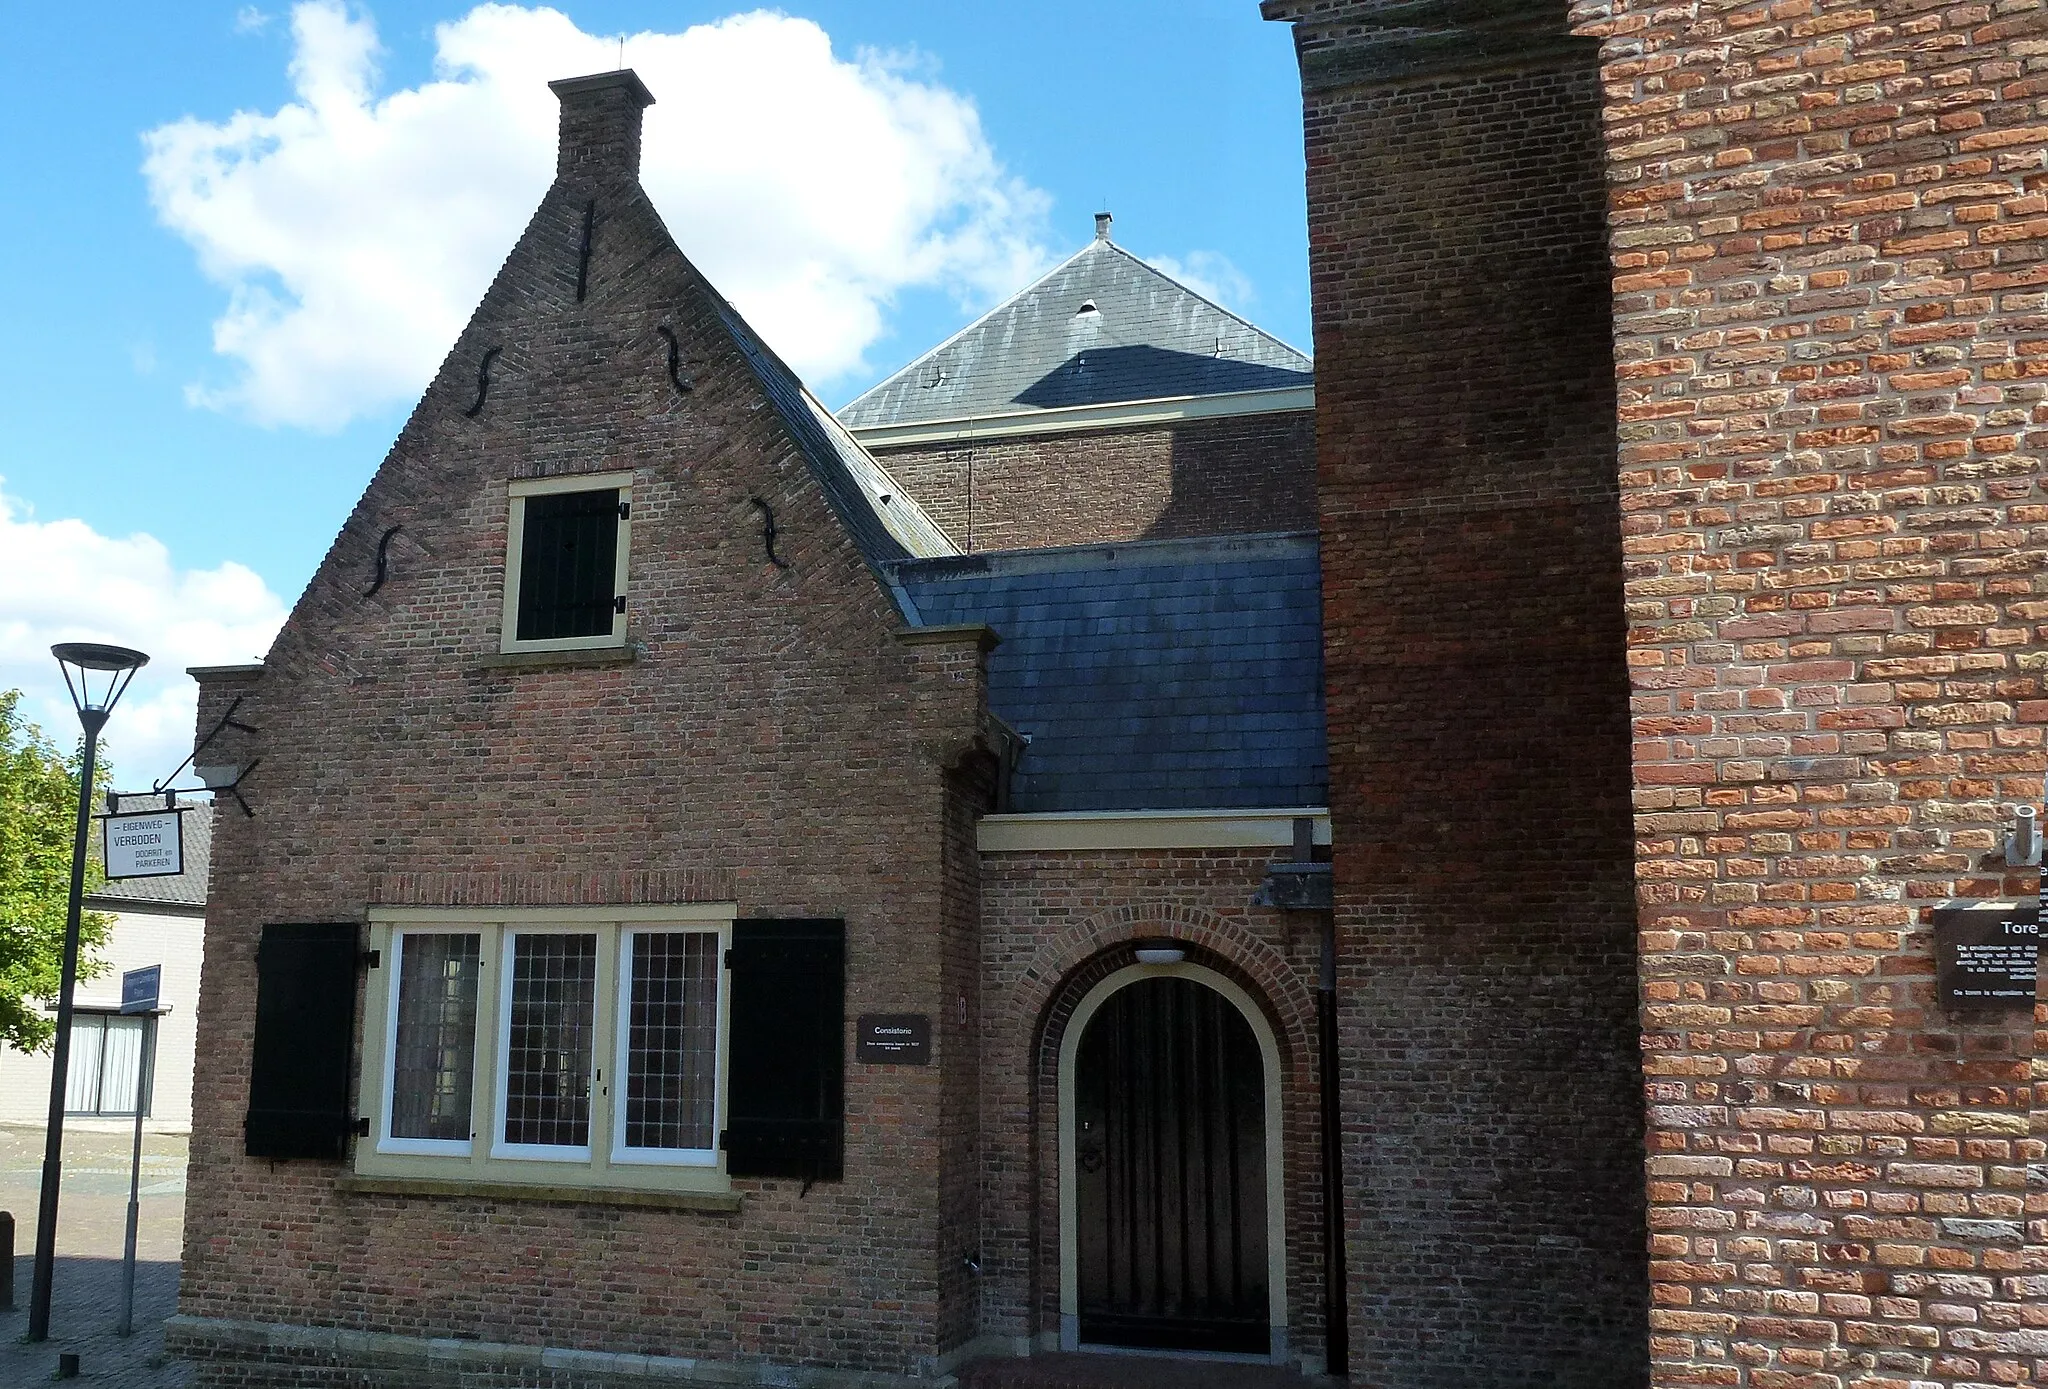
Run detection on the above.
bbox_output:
[0,1123,190,1387]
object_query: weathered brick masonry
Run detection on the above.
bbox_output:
[1264,2,1649,1383]
[868,411,1317,552]
[175,77,996,1384]
[1563,0,2048,1379]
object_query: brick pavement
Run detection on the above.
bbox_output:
[0,1123,190,1387]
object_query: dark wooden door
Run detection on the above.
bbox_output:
[1075,977,1269,1353]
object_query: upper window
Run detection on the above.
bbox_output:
[501,473,632,653]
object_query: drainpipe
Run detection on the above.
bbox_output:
[1256,817,1348,1377]
[1306,818,1349,1379]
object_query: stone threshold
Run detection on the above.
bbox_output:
[165,1316,953,1387]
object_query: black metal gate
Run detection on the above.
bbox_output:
[1074,976,1269,1354]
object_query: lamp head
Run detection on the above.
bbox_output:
[51,642,149,723]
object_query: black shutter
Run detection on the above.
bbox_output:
[722,918,844,1181]
[245,923,360,1160]
[516,488,620,641]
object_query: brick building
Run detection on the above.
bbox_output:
[1260,0,2045,1386]
[167,69,1345,1387]
[165,0,2048,1380]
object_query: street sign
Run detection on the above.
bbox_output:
[103,810,183,880]
[120,966,162,1016]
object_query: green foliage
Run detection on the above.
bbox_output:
[0,690,113,1053]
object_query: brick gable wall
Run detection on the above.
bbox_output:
[177,94,995,1382]
[1569,0,2048,1381]
[868,411,1315,552]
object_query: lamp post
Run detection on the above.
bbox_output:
[26,642,149,1343]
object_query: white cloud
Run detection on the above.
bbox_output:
[234,6,273,34]
[0,484,288,789]
[145,2,1052,430]
[1145,250,1256,314]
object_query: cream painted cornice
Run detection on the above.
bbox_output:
[848,386,1315,450]
[978,807,1331,853]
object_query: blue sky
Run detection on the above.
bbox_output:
[0,2,1309,778]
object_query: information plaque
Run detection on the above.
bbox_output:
[856,1014,931,1065]
[1933,901,2040,1012]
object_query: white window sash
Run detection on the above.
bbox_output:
[610,926,724,1167]
[379,930,477,1157]
[491,927,599,1163]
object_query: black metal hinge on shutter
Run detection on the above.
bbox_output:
[613,595,627,614]
[617,500,630,519]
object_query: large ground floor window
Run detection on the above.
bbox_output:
[356,905,733,1193]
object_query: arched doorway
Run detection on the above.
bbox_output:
[1058,962,1285,1358]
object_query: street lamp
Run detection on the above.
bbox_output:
[27,642,149,1343]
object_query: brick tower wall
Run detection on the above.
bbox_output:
[1264,3,1650,1383]
[1571,0,2048,1381]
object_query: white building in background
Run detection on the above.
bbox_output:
[0,805,210,1133]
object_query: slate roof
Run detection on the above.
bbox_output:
[710,298,955,566]
[839,228,1314,432]
[89,804,212,911]
[890,533,1327,813]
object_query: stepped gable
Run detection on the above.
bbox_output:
[839,217,1312,432]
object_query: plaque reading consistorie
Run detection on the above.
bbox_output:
[1933,902,2040,1013]
[856,1014,931,1065]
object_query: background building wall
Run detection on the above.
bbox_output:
[0,905,203,1132]
[1573,0,2048,1381]
[1265,2,1650,1383]
[868,410,1315,552]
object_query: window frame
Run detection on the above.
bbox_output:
[499,471,634,655]
[358,905,734,1195]
[609,927,724,1167]
[376,929,483,1158]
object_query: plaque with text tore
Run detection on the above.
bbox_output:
[856,1014,931,1065]
[1933,902,2040,1014]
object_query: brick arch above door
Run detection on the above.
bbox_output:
[1004,904,1316,1071]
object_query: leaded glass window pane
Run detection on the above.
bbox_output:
[503,933,598,1148]
[390,933,480,1142]
[623,931,719,1151]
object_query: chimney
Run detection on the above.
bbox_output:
[549,70,656,182]
[1094,212,1113,241]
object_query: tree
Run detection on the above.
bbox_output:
[0,690,112,1053]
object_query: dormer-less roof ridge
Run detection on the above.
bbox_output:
[838,230,1313,433]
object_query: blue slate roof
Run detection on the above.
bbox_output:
[889,533,1327,813]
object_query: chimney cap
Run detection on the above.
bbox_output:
[548,69,656,108]
[1094,212,1113,240]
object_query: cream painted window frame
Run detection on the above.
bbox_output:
[500,471,635,654]
[357,906,735,1196]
